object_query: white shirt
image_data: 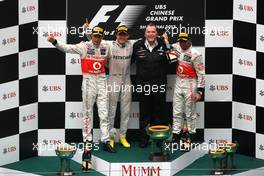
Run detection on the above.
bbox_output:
[144,39,158,52]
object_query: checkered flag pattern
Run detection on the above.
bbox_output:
[0,0,263,165]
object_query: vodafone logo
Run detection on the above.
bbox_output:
[178,66,184,74]
[81,59,105,74]
[93,62,102,70]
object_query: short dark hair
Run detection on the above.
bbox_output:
[145,22,157,31]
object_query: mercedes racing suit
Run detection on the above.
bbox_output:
[54,40,111,142]
[171,43,205,134]
[106,40,135,137]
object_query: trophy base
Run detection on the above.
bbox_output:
[212,170,225,175]
[224,165,236,172]
[57,171,73,176]
[149,152,170,162]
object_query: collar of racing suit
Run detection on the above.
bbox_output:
[89,40,102,48]
[114,40,127,48]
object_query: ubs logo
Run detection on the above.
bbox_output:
[260,35,264,42]
[2,92,16,100]
[22,5,36,13]
[2,37,16,45]
[237,113,253,121]
[70,112,83,119]
[3,146,16,154]
[42,85,62,92]
[210,30,229,37]
[42,31,62,37]
[209,85,228,91]
[70,58,81,64]
[42,139,62,145]
[238,58,253,66]
[22,114,36,122]
[238,4,253,12]
[259,144,264,152]
[22,60,36,68]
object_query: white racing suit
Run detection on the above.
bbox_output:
[171,43,205,134]
[85,30,136,137]
[107,41,135,137]
[54,40,111,142]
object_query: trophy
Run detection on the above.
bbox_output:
[219,142,238,171]
[55,145,76,176]
[208,149,226,175]
[146,125,172,161]
[166,48,180,64]
[209,141,239,175]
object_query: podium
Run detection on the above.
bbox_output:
[71,142,207,176]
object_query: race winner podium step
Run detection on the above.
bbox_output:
[72,142,207,176]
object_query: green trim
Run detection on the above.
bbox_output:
[3,156,104,176]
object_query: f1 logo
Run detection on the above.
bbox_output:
[89,5,146,28]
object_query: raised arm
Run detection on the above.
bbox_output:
[47,34,87,57]
[83,18,92,41]
[83,20,114,47]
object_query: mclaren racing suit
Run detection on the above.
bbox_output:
[54,40,111,142]
[171,43,205,134]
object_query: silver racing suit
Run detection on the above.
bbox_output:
[54,40,112,142]
[106,40,135,137]
[171,43,205,134]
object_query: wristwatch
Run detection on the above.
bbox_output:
[51,39,57,46]
[197,91,203,96]
[197,87,204,96]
